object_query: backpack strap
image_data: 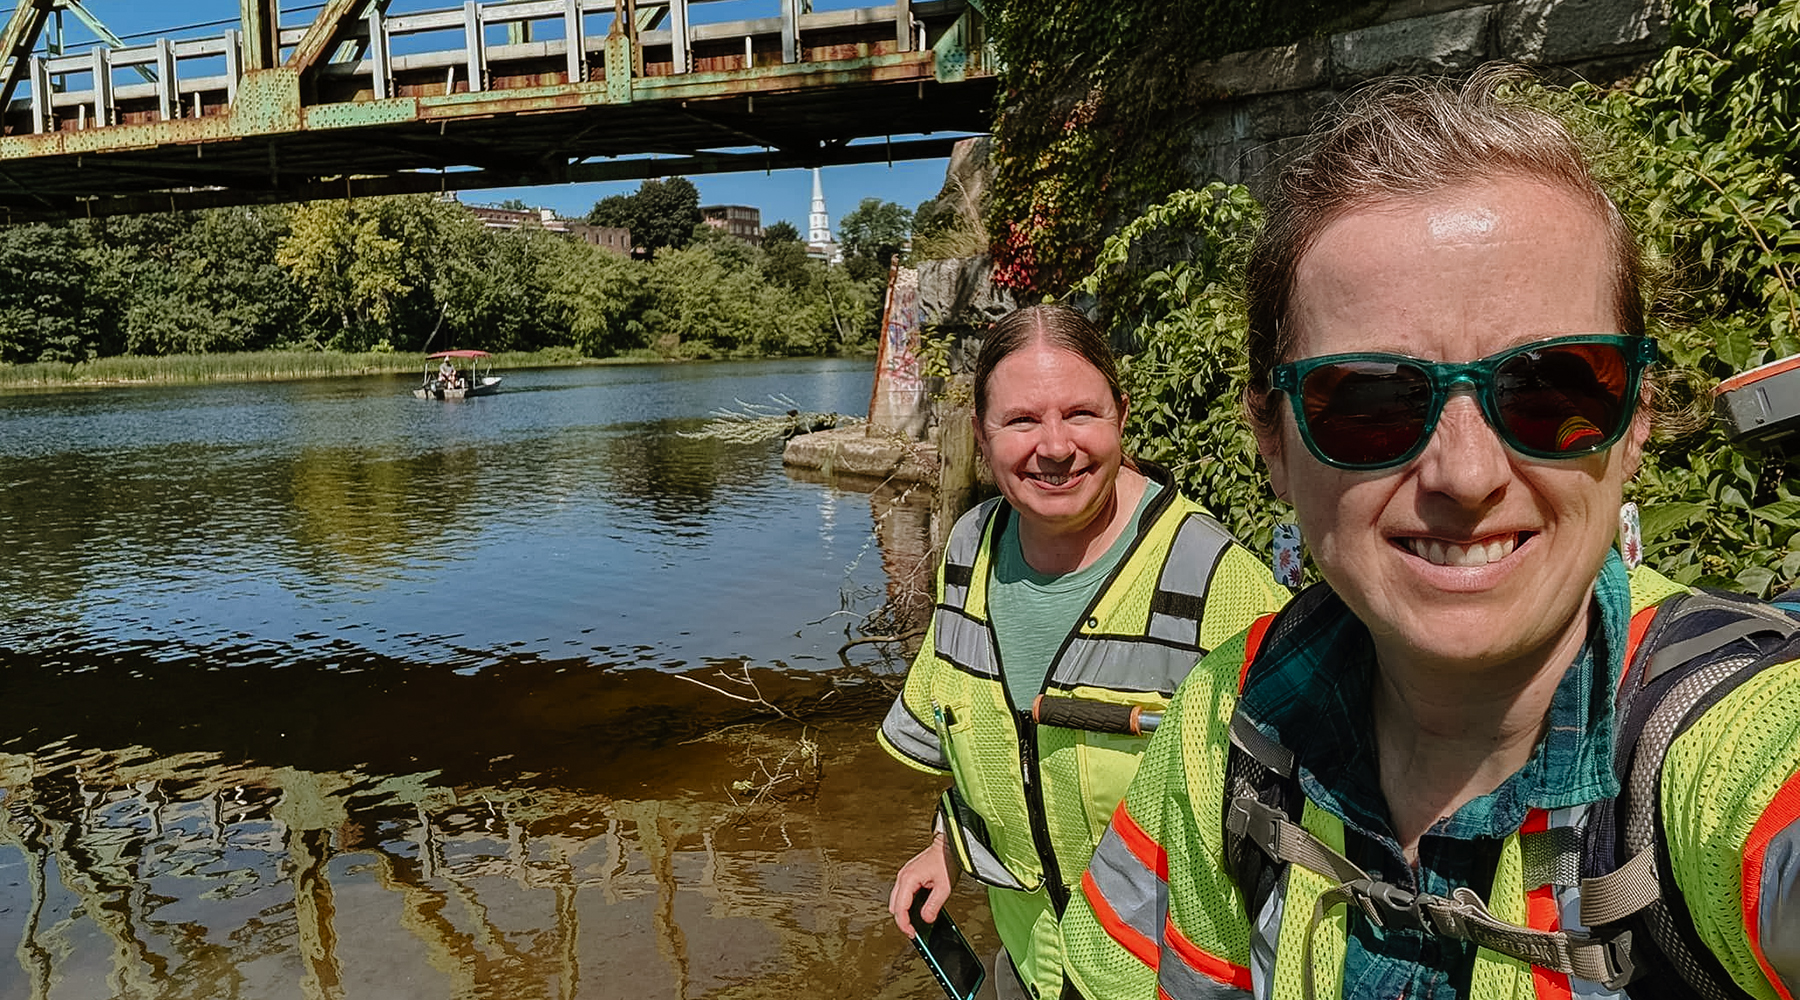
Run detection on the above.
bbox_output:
[1217,591,1800,996]
[1580,589,1800,1000]
[1218,597,1639,989]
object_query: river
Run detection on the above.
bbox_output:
[0,359,995,1000]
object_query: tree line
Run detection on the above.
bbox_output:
[0,178,915,366]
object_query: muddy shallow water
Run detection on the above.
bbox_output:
[0,360,994,999]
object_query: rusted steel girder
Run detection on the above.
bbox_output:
[0,0,996,222]
[0,136,967,223]
[288,0,383,76]
[0,0,55,113]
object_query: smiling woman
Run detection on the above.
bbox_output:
[1062,68,1800,1000]
[876,305,1288,998]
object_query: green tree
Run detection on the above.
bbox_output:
[0,223,109,363]
[583,177,703,258]
[838,197,913,282]
[276,195,479,351]
[586,193,635,229]
[760,219,811,290]
[544,235,647,356]
[634,177,703,257]
[89,207,306,355]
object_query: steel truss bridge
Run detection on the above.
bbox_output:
[0,0,996,222]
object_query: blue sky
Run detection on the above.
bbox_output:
[25,0,976,229]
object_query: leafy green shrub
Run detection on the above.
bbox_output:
[1077,184,1287,557]
[1596,0,1800,594]
[1089,2,1800,596]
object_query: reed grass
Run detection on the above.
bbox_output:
[0,346,617,389]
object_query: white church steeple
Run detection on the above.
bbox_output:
[805,168,840,262]
[807,168,831,245]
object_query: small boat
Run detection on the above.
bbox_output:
[415,349,502,399]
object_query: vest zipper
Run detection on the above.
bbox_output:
[1015,706,1069,913]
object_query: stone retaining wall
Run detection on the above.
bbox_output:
[1186,0,1669,191]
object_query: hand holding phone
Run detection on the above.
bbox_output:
[907,887,986,1000]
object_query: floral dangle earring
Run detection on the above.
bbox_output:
[1272,523,1304,589]
[1618,501,1643,570]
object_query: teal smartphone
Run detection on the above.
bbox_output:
[908,888,986,1000]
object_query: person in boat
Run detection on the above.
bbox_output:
[878,304,1290,998]
[1060,68,1800,1000]
[438,357,460,390]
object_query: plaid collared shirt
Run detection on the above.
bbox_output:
[1236,552,1631,998]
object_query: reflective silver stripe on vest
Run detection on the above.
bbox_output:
[1158,944,1252,1000]
[1084,822,1165,945]
[880,697,946,770]
[1536,805,1629,1000]
[1050,635,1200,697]
[1555,882,1630,1000]
[953,822,1030,892]
[1759,814,1800,997]
[934,608,1000,678]
[1145,514,1235,649]
[940,497,1001,612]
[1249,874,1283,1000]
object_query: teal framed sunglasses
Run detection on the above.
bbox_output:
[1269,334,1659,471]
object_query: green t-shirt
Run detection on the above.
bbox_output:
[990,480,1162,712]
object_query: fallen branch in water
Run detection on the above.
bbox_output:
[679,394,865,444]
[675,662,794,720]
[838,630,926,655]
[727,728,821,807]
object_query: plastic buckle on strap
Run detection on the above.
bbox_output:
[1226,798,1279,853]
[1598,928,1640,990]
[1347,880,1430,932]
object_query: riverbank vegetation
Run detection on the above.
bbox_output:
[0,188,884,370]
[1014,0,1800,594]
[0,346,603,389]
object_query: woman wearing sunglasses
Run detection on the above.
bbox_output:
[879,304,1289,999]
[1061,69,1800,1000]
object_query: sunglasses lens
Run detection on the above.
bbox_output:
[1494,342,1631,455]
[1300,360,1433,467]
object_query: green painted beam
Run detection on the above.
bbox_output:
[287,0,379,76]
[0,136,969,223]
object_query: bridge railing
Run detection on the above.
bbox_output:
[9,0,977,136]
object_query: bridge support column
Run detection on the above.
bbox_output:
[223,29,242,103]
[605,28,631,103]
[564,0,584,83]
[89,45,112,126]
[782,0,800,63]
[368,7,391,99]
[239,0,279,71]
[28,54,49,132]
[155,38,178,120]
[669,0,689,75]
[462,1,484,92]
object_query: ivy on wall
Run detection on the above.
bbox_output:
[1599,0,1800,594]
[982,0,1336,294]
[1079,0,1800,596]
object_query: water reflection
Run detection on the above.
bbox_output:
[0,361,971,997]
[0,361,896,671]
[0,725,964,999]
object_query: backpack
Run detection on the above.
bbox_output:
[1220,586,1800,997]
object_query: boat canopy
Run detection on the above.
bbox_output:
[427,350,492,359]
